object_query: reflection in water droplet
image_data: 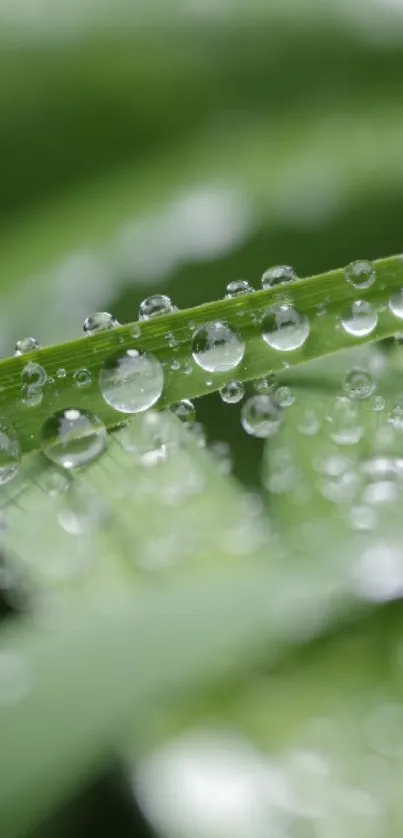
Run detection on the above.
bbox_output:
[344,259,375,289]
[74,368,92,388]
[341,300,378,337]
[275,386,295,408]
[170,400,196,424]
[219,380,245,404]
[14,337,39,356]
[83,311,119,335]
[241,395,281,438]
[99,349,164,413]
[192,322,245,373]
[262,304,310,351]
[225,280,254,298]
[41,408,107,469]
[261,265,297,289]
[343,368,374,400]
[21,362,46,388]
[389,288,403,319]
[0,430,20,485]
[139,294,176,320]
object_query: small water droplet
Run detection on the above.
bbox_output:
[241,395,281,438]
[74,368,92,388]
[183,363,193,376]
[139,294,176,320]
[0,430,20,485]
[21,362,46,388]
[341,300,378,337]
[262,304,310,351]
[275,386,295,407]
[371,394,385,412]
[225,280,254,298]
[132,324,141,339]
[41,408,107,469]
[14,337,39,356]
[83,312,119,335]
[389,288,403,319]
[57,368,67,379]
[261,264,297,289]
[192,322,245,373]
[219,380,245,404]
[343,368,375,400]
[170,359,181,372]
[297,407,320,436]
[253,374,277,394]
[327,396,363,445]
[344,259,375,290]
[22,386,43,408]
[99,349,164,413]
[170,400,196,424]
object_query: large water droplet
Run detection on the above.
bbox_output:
[14,337,39,356]
[21,362,46,388]
[83,312,119,335]
[225,280,254,298]
[344,259,375,289]
[343,368,375,400]
[139,294,176,320]
[170,400,196,424]
[41,408,107,469]
[241,395,281,438]
[389,288,403,319]
[219,380,245,404]
[99,349,164,413]
[192,322,245,373]
[0,430,20,485]
[262,304,310,351]
[341,300,378,337]
[261,264,297,289]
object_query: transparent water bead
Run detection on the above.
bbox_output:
[343,368,375,401]
[327,396,363,445]
[0,429,20,485]
[22,386,43,408]
[74,368,92,388]
[344,259,375,290]
[241,395,281,438]
[225,280,254,298]
[261,264,297,290]
[275,386,295,408]
[21,362,46,388]
[192,322,245,373]
[341,300,378,337]
[139,294,176,320]
[253,374,277,394]
[14,337,39,356]
[220,380,244,404]
[99,349,164,413]
[83,311,119,335]
[41,408,107,469]
[170,400,196,424]
[389,288,403,319]
[262,304,310,351]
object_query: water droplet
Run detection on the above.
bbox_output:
[139,294,177,320]
[253,374,277,394]
[219,380,245,404]
[41,408,107,469]
[261,264,297,289]
[341,300,378,337]
[57,368,67,379]
[183,363,193,376]
[344,259,376,290]
[343,368,375,400]
[275,386,295,408]
[241,395,281,438]
[74,368,92,388]
[132,324,141,339]
[22,386,43,408]
[14,337,39,356]
[41,467,71,496]
[297,408,320,436]
[225,280,254,298]
[0,430,20,485]
[21,362,46,388]
[327,396,363,445]
[389,288,403,319]
[262,304,310,351]
[371,394,385,412]
[192,322,245,373]
[99,349,164,413]
[170,400,196,424]
[83,312,119,335]
[170,359,181,372]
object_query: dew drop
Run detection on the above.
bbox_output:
[225,280,254,298]
[192,322,245,373]
[170,359,181,372]
[0,430,20,485]
[139,294,176,320]
[83,312,119,335]
[219,380,245,404]
[261,264,297,289]
[170,400,196,424]
[275,385,295,407]
[14,337,39,356]
[341,300,378,337]
[132,324,141,339]
[327,396,363,445]
[241,395,281,438]
[74,368,92,388]
[343,368,375,400]
[344,259,376,290]
[262,304,310,351]
[22,386,43,408]
[389,288,403,319]
[253,374,277,394]
[41,408,107,469]
[57,368,67,379]
[99,349,164,413]
[21,362,46,388]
